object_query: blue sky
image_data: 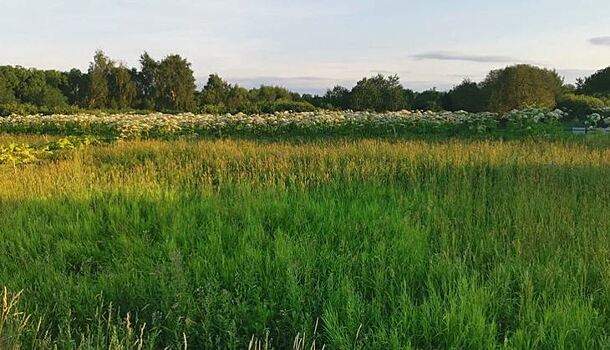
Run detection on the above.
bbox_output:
[1,0,609,94]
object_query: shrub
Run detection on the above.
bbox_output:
[261,100,315,113]
[0,103,40,117]
[557,94,606,120]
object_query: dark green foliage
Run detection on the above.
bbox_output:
[61,69,89,106]
[249,85,301,103]
[0,78,15,104]
[198,74,313,114]
[0,102,75,116]
[322,85,352,110]
[0,68,17,105]
[577,66,610,96]
[11,68,47,104]
[412,88,445,111]
[155,54,197,111]
[482,65,563,112]
[108,65,137,109]
[0,66,68,108]
[199,73,250,112]
[350,75,407,111]
[87,51,139,110]
[1,53,606,115]
[444,79,487,112]
[200,73,232,106]
[260,99,315,113]
[87,50,112,108]
[36,86,68,107]
[135,52,159,110]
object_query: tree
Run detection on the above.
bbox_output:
[577,66,610,96]
[0,66,67,107]
[402,88,415,110]
[301,94,326,108]
[412,89,445,111]
[39,70,69,107]
[350,74,406,111]
[62,69,89,106]
[12,68,47,105]
[37,85,68,107]
[482,64,563,112]
[109,65,136,109]
[156,54,196,111]
[245,85,306,113]
[0,75,15,104]
[444,79,486,112]
[200,74,231,106]
[249,85,297,103]
[0,67,17,104]
[323,85,351,109]
[88,50,113,108]
[136,52,159,109]
[199,74,253,113]
[225,85,250,112]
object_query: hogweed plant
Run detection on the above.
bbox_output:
[0,108,566,140]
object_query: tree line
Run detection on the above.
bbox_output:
[1,50,609,116]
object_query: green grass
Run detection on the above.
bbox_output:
[1,137,610,349]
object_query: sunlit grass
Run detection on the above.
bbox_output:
[1,137,610,349]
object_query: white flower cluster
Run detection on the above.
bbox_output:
[586,109,610,128]
[0,108,565,140]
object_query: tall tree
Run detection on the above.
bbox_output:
[200,74,231,106]
[156,54,196,111]
[88,50,113,108]
[136,52,159,109]
[109,64,136,109]
[577,66,610,96]
[62,69,89,106]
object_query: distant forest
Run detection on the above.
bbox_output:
[0,50,609,116]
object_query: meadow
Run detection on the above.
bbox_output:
[1,110,610,349]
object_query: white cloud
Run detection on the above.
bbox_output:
[412,51,518,63]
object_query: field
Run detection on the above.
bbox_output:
[1,111,610,349]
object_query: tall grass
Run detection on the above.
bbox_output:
[1,138,610,349]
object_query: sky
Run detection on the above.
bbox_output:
[1,0,609,94]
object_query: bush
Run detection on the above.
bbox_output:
[199,104,228,115]
[0,103,40,117]
[0,103,84,117]
[0,103,153,117]
[557,94,606,120]
[261,100,315,113]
